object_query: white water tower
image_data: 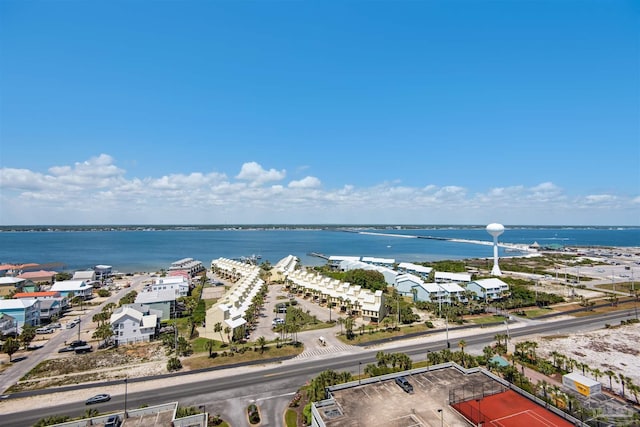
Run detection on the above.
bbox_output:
[486,223,504,276]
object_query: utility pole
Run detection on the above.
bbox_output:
[445,315,449,348]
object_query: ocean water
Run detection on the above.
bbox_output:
[0,227,637,274]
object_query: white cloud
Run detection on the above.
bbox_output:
[288,176,321,189]
[1,155,638,225]
[236,162,286,187]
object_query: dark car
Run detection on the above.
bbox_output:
[105,415,121,427]
[395,376,413,393]
[85,393,111,405]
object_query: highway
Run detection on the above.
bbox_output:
[1,309,635,427]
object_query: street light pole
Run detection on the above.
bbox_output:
[438,408,443,427]
[358,361,361,385]
[445,315,450,348]
[124,378,128,418]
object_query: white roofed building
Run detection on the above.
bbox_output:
[145,276,189,297]
[328,256,361,269]
[110,306,159,345]
[169,258,205,278]
[434,271,472,284]
[271,255,299,282]
[361,256,395,267]
[50,280,93,299]
[397,262,433,280]
[203,258,265,340]
[73,270,96,282]
[466,278,510,301]
[134,289,178,321]
[285,269,386,322]
[339,260,399,285]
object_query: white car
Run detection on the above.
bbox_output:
[36,326,53,334]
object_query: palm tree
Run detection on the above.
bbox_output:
[224,326,231,343]
[604,369,616,391]
[337,317,345,335]
[458,340,466,367]
[214,322,224,343]
[257,336,266,353]
[619,373,626,398]
[204,339,214,358]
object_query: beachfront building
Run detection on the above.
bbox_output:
[396,262,433,280]
[50,280,93,299]
[73,270,97,283]
[17,270,57,286]
[168,258,205,278]
[110,306,160,345]
[13,291,68,321]
[434,271,472,284]
[204,258,265,340]
[271,254,299,282]
[0,277,28,297]
[93,265,112,281]
[0,298,40,332]
[285,270,386,322]
[437,282,468,303]
[394,273,424,296]
[412,282,446,304]
[134,289,178,321]
[328,256,361,270]
[144,276,189,297]
[0,313,17,337]
[361,256,395,268]
[339,259,399,285]
[466,278,510,301]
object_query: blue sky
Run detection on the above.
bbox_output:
[1,0,638,225]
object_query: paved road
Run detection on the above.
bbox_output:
[1,309,635,427]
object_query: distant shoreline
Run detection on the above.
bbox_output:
[1,224,638,232]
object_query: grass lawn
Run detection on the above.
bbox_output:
[335,323,434,345]
[514,307,555,318]
[571,300,639,317]
[595,282,637,293]
[182,343,303,370]
[285,409,298,427]
[469,315,508,325]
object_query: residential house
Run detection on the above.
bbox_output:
[396,262,433,280]
[93,265,112,281]
[466,278,510,301]
[339,259,399,285]
[205,258,265,340]
[145,276,189,297]
[13,291,68,321]
[412,282,445,304]
[0,313,17,337]
[73,270,96,283]
[361,256,395,268]
[0,277,27,297]
[271,254,298,282]
[285,269,386,322]
[50,280,93,299]
[17,270,57,286]
[328,256,361,270]
[110,306,159,345]
[168,258,205,278]
[134,289,178,321]
[437,282,468,304]
[0,299,40,332]
[435,271,472,284]
[394,273,424,296]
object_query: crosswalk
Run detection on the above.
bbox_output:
[294,342,362,360]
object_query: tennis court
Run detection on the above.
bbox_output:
[452,389,575,427]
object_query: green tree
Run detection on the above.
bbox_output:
[34,415,71,427]
[257,336,267,353]
[2,337,20,362]
[214,322,224,343]
[92,323,114,343]
[19,325,36,349]
[204,339,215,358]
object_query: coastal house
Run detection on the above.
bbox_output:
[134,289,178,321]
[339,259,399,285]
[169,258,205,278]
[394,273,424,296]
[110,306,160,345]
[437,282,468,303]
[396,262,433,280]
[328,255,361,270]
[271,254,299,282]
[73,270,97,283]
[412,282,445,304]
[434,271,472,284]
[285,269,386,322]
[50,280,93,299]
[0,277,27,297]
[0,313,17,337]
[0,298,40,332]
[361,256,395,268]
[205,258,265,340]
[13,291,68,321]
[17,270,57,286]
[145,276,189,297]
[466,278,510,301]
[93,265,112,281]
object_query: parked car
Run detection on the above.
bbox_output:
[105,415,121,427]
[85,394,111,405]
[36,326,53,334]
[395,376,413,393]
[49,322,62,329]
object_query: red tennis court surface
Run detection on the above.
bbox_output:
[452,389,575,427]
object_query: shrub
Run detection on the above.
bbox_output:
[424,321,434,328]
[167,357,182,371]
[247,403,260,424]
